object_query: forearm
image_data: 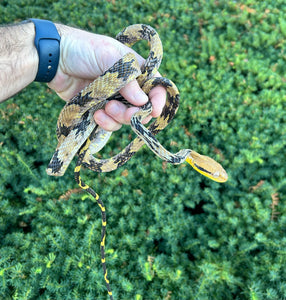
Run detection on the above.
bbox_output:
[0,21,38,102]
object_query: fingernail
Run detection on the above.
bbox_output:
[133,90,148,105]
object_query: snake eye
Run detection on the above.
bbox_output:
[213,171,220,178]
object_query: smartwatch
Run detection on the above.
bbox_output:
[30,19,61,82]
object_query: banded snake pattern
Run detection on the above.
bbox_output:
[46,24,228,299]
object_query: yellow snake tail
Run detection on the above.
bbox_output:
[74,138,113,300]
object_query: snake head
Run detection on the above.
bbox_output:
[186,151,228,183]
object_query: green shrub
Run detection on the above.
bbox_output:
[1,1,286,299]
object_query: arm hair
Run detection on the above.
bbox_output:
[0,21,38,102]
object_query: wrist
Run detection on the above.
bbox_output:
[25,22,39,81]
[15,21,39,83]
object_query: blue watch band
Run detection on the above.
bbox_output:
[30,19,61,82]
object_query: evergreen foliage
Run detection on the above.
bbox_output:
[1,1,286,299]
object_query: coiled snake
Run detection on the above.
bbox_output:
[46,24,228,299]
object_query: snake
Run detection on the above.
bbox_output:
[46,24,228,299]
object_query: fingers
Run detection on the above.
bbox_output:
[93,101,141,132]
[119,80,148,106]
[94,77,167,131]
[148,83,166,118]
[93,109,122,132]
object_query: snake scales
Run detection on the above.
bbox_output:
[46,24,227,299]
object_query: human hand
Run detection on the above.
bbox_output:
[48,25,166,131]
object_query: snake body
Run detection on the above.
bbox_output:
[46,24,227,299]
